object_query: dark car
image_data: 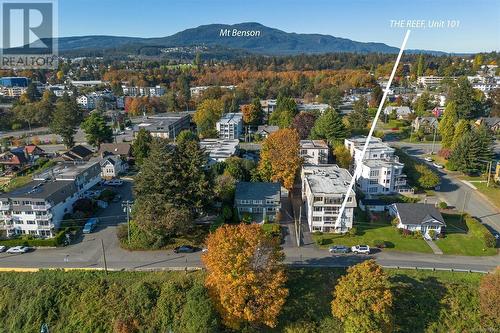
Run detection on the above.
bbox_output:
[174,245,196,253]
[329,245,350,254]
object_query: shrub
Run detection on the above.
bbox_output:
[413,230,422,239]
[428,230,436,239]
[483,231,496,248]
[401,229,412,237]
[438,148,452,159]
[391,217,400,227]
[312,231,323,236]
[372,239,386,248]
[438,201,448,209]
[0,229,67,247]
[99,189,116,202]
[316,238,327,246]
[347,227,357,236]
[445,160,458,171]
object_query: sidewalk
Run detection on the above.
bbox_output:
[425,239,443,255]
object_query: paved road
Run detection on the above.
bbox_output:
[390,142,500,232]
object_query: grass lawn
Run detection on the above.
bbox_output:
[312,213,433,253]
[472,182,500,210]
[436,213,497,256]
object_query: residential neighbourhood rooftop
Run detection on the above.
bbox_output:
[303,164,353,194]
[235,182,281,201]
[391,203,445,226]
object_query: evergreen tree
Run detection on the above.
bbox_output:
[50,93,81,148]
[81,112,113,148]
[417,54,425,77]
[449,125,493,174]
[310,108,348,144]
[269,95,297,128]
[132,128,152,166]
[438,102,458,149]
[449,77,480,119]
[451,119,471,150]
[347,96,370,130]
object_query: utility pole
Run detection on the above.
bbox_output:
[430,125,437,155]
[122,200,133,246]
[460,191,470,224]
[486,161,492,188]
[100,239,108,274]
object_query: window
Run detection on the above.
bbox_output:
[347,197,353,203]
[313,206,323,212]
[370,170,379,177]
[369,187,378,193]
[13,211,22,215]
[27,220,35,225]
[369,179,378,184]
[313,217,322,222]
[313,196,323,202]
[252,200,262,205]
[265,200,275,205]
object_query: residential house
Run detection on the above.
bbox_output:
[98,143,132,160]
[412,116,438,133]
[199,139,239,165]
[100,156,127,179]
[260,99,277,117]
[0,149,28,172]
[344,136,412,196]
[417,76,457,87]
[301,164,356,233]
[216,113,243,140]
[383,106,412,119]
[0,161,102,238]
[300,140,329,165]
[122,85,165,97]
[474,117,500,133]
[389,203,446,238]
[235,182,281,222]
[256,125,279,138]
[297,102,330,114]
[432,106,445,118]
[359,199,387,212]
[60,145,93,162]
[189,85,236,98]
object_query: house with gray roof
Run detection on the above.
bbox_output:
[389,203,445,239]
[383,106,412,119]
[235,182,281,222]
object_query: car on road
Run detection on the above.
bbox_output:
[0,245,7,252]
[174,245,196,253]
[83,218,99,234]
[424,157,433,162]
[351,245,370,254]
[493,232,499,240]
[433,162,444,169]
[6,246,32,254]
[329,245,350,254]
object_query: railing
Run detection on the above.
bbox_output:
[32,204,51,211]
[36,214,53,221]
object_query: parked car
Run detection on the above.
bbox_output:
[174,245,196,253]
[6,246,32,254]
[433,163,444,169]
[424,157,433,162]
[104,179,123,187]
[83,218,99,234]
[329,245,350,254]
[0,245,7,252]
[351,245,370,254]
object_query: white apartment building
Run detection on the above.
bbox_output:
[417,76,457,87]
[216,113,243,140]
[300,140,329,165]
[301,164,356,233]
[122,85,166,97]
[0,161,101,238]
[344,136,412,196]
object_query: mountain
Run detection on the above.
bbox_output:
[53,22,440,56]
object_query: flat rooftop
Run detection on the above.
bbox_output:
[300,140,328,149]
[0,179,76,202]
[303,164,353,195]
[218,113,242,125]
[34,161,100,181]
[199,139,239,158]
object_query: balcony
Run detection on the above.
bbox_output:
[36,213,53,221]
[0,204,11,211]
[32,204,51,211]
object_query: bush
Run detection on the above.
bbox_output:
[0,229,68,247]
[445,160,458,171]
[99,188,116,202]
[347,227,357,236]
[413,230,423,239]
[391,217,400,227]
[428,230,436,239]
[312,231,323,236]
[483,231,496,248]
[316,238,327,246]
[372,239,386,248]
[438,201,448,209]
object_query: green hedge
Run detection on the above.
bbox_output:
[0,229,68,247]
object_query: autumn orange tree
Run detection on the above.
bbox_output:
[241,103,260,125]
[332,260,393,333]
[258,128,301,190]
[202,224,288,330]
[479,267,500,324]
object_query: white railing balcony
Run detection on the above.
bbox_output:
[37,225,53,230]
[0,205,11,211]
[36,213,53,221]
[32,204,51,211]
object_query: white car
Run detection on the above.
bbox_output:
[0,245,7,252]
[433,162,444,169]
[6,246,32,254]
[351,245,370,254]
[424,157,433,162]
